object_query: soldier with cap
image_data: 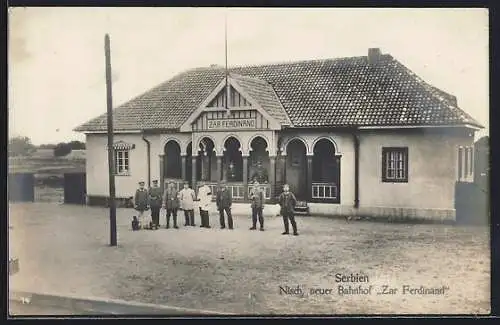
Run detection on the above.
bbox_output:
[249,179,265,231]
[134,181,149,229]
[216,181,233,229]
[148,180,163,230]
[163,181,179,229]
[278,183,299,236]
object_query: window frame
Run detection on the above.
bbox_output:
[381,147,409,183]
[114,149,130,176]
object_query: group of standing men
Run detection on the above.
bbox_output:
[133,179,299,236]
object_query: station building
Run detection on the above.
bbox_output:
[74,48,483,220]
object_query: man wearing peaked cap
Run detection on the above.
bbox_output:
[148,180,163,230]
[134,181,149,229]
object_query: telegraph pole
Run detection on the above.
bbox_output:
[105,34,117,247]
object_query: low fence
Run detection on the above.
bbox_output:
[197,182,272,201]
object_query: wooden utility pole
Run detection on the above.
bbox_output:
[105,34,117,247]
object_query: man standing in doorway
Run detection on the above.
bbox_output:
[148,180,163,230]
[163,181,179,229]
[278,184,299,236]
[179,182,196,226]
[134,181,149,229]
[249,179,265,231]
[216,181,233,229]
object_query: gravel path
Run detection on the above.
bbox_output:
[9,203,490,315]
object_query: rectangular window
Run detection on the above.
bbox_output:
[114,149,130,175]
[382,147,408,183]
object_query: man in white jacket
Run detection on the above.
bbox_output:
[197,184,212,228]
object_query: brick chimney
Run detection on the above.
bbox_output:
[368,48,381,65]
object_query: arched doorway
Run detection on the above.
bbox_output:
[286,139,307,200]
[164,140,182,179]
[198,137,217,182]
[223,137,243,182]
[312,139,340,202]
[249,136,270,184]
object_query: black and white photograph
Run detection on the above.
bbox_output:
[8,7,490,316]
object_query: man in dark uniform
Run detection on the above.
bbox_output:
[216,181,233,229]
[250,180,265,231]
[134,181,149,229]
[163,181,179,229]
[148,180,163,230]
[278,184,299,236]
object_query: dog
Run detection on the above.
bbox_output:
[131,216,140,231]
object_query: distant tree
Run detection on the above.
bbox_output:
[8,136,37,157]
[53,142,72,157]
[38,143,57,149]
[68,140,86,150]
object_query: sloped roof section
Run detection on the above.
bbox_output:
[230,73,292,126]
[74,52,484,132]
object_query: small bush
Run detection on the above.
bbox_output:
[53,143,72,157]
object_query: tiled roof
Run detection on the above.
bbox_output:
[230,73,292,126]
[74,52,483,132]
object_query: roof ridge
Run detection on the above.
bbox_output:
[229,54,387,70]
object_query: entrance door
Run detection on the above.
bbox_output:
[286,139,307,200]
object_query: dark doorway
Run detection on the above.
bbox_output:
[249,136,270,184]
[164,141,182,179]
[312,139,340,203]
[286,139,307,200]
[223,137,243,182]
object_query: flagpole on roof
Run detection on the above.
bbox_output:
[224,9,229,111]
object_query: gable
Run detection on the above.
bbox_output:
[179,76,284,132]
[207,86,252,108]
[192,109,270,132]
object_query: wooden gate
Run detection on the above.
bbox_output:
[64,173,86,204]
[454,181,489,225]
[8,173,35,202]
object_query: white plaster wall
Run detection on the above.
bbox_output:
[358,130,475,210]
[85,134,148,198]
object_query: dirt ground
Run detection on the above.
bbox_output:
[9,203,490,315]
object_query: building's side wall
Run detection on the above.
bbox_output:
[358,129,474,212]
[85,133,148,199]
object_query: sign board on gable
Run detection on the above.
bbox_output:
[207,118,256,130]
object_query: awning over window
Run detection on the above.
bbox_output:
[106,141,135,150]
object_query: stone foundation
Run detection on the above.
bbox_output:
[308,203,455,222]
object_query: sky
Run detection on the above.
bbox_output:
[8,7,489,145]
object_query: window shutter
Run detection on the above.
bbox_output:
[403,147,409,180]
[381,147,387,181]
